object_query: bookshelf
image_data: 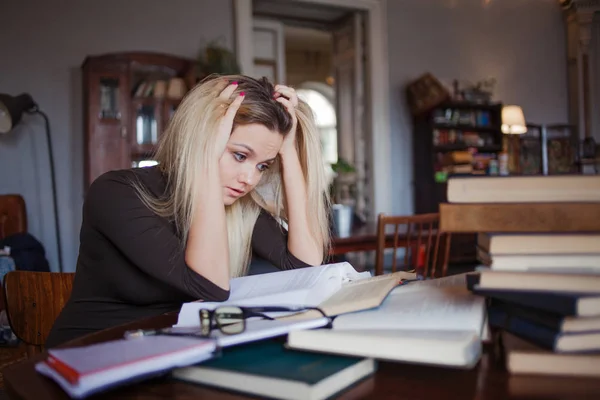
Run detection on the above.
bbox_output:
[413,101,503,214]
[412,101,503,263]
[81,52,199,188]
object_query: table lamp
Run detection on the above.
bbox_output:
[0,92,63,272]
[501,105,527,134]
[499,105,527,175]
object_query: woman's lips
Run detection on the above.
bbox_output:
[227,187,245,197]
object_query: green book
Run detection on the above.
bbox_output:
[171,340,376,400]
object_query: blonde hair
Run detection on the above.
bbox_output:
[133,75,331,277]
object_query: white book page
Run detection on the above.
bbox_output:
[174,262,366,327]
[332,281,486,336]
[228,262,349,301]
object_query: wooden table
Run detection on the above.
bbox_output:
[330,223,380,255]
[4,313,600,400]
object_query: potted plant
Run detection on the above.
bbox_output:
[196,39,241,79]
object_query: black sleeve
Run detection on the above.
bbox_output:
[251,210,314,270]
[85,172,230,302]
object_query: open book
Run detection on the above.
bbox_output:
[175,262,415,327]
[286,273,487,368]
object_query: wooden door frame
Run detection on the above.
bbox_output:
[233,0,392,219]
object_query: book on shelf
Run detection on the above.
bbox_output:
[172,340,376,400]
[286,273,486,369]
[175,262,414,328]
[35,336,217,399]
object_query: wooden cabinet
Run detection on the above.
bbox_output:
[82,52,198,188]
[412,101,504,262]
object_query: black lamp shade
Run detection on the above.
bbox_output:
[0,93,36,134]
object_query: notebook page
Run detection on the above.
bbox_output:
[332,284,486,336]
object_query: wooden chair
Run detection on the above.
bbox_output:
[3,271,75,357]
[374,213,452,278]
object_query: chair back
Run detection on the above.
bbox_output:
[375,213,451,278]
[0,195,27,240]
[3,271,75,356]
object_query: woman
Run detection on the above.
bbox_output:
[46,76,331,347]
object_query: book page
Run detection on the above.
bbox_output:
[174,262,365,327]
[278,271,412,321]
[319,271,414,316]
[228,262,363,301]
[332,284,486,336]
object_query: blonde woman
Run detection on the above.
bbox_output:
[46,76,331,347]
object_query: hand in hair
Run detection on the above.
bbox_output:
[273,84,298,156]
[215,82,245,156]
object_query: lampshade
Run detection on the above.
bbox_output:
[0,93,36,134]
[501,105,527,134]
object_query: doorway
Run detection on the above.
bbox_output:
[246,0,373,222]
[234,0,391,220]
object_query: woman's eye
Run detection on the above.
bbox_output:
[233,152,246,162]
[257,164,270,172]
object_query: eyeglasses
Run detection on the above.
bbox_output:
[199,305,329,337]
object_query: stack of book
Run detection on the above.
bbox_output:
[440,174,600,378]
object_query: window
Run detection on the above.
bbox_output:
[297,86,338,164]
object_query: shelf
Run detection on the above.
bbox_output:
[437,101,502,111]
[432,123,500,133]
[433,144,502,152]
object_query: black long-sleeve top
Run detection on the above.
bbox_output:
[46,166,309,347]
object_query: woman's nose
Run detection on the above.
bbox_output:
[238,167,257,185]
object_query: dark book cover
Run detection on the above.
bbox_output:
[193,340,372,385]
[466,273,599,317]
[487,303,561,351]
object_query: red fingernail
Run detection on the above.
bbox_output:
[231,81,238,85]
[240,92,245,96]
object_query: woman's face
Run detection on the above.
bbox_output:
[219,123,283,205]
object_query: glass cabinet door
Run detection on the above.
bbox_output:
[134,102,158,146]
[98,78,121,120]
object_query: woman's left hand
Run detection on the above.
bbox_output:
[274,84,299,156]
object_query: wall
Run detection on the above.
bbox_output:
[0,0,234,272]
[387,0,568,215]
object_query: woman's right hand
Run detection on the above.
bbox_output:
[214,82,245,156]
